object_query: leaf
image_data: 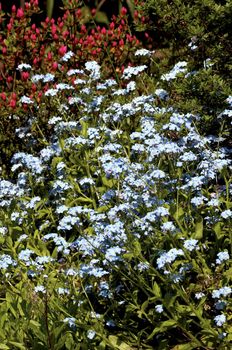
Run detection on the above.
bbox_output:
[75,196,93,203]
[173,207,184,220]
[133,241,141,256]
[171,342,199,350]
[0,345,10,350]
[125,0,135,18]
[8,342,26,350]
[147,320,177,340]
[29,321,46,342]
[65,333,75,350]
[193,216,203,239]
[108,336,133,350]
[94,11,109,25]
[46,0,54,19]
[152,282,161,298]
[213,221,224,239]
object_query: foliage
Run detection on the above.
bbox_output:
[134,0,232,157]
[0,0,231,348]
[0,49,231,349]
[134,0,232,75]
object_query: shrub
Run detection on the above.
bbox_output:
[134,0,232,155]
[0,50,231,349]
[134,0,232,74]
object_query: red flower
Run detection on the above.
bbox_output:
[21,71,30,81]
[0,92,6,101]
[9,99,16,108]
[16,8,24,19]
[58,45,67,56]
[121,7,127,15]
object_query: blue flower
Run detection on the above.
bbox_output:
[183,239,199,252]
[214,314,226,327]
[216,251,230,264]
[155,304,164,313]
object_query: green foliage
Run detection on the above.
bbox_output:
[0,1,231,349]
[135,0,232,76]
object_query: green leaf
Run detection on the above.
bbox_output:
[65,333,75,350]
[125,0,135,19]
[108,336,133,350]
[0,345,10,350]
[213,221,224,239]
[94,11,109,25]
[147,320,177,340]
[193,216,203,239]
[173,207,184,220]
[75,196,93,204]
[152,282,161,298]
[29,321,46,342]
[46,0,54,19]
[171,342,199,350]
[8,342,26,350]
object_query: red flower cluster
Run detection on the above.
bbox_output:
[0,0,144,111]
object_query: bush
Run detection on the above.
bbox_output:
[0,50,231,349]
[134,0,232,154]
[134,0,232,74]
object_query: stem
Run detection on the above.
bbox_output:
[44,291,53,350]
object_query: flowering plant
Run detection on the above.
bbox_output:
[0,47,231,348]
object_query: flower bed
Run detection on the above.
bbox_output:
[0,46,231,348]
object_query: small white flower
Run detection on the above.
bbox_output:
[195,292,205,300]
[45,89,58,97]
[63,317,76,328]
[122,65,147,79]
[20,96,34,104]
[212,287,231,299]
[135,48,153,56]
[214,314,226,327]
[221,209,232,219]
[155,304,163,313]
[60,51,74,62]
[216,251,230,264]
[161,61,187,81]
[56,83,74,90]
[43,73,55,83]
[87,330,96,339]
[17,63,32,71]
[67,69,84,76]
[154,89,168,100]
[34,285,46,293]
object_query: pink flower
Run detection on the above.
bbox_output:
[16,8,24,18]
[58,45,67,56]
[21,71,30,81]
[52,62,58,70]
